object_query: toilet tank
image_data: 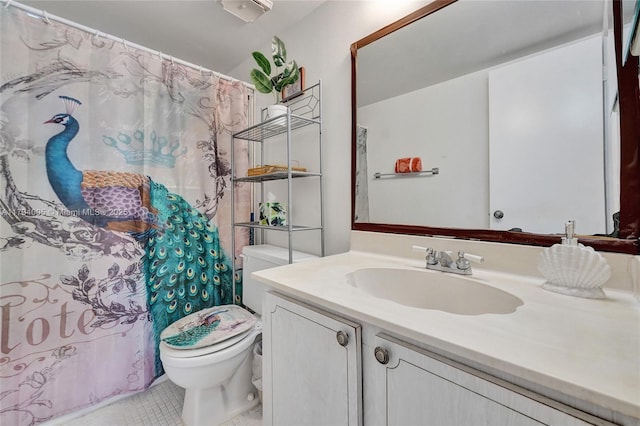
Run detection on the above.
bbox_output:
[241,244,318,315]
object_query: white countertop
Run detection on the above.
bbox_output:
[253,246,640,420]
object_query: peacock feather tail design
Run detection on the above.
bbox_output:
[161,311,222,347]
[145,181,234,370]
[44,96,234,375]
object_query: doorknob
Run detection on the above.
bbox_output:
[336,331,349,347]
[374,346,390,364]
[493,210,504,219]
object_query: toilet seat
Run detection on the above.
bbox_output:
[160,305,258,356]
[160,322,262,358]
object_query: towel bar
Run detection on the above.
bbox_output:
[373,167,439,179]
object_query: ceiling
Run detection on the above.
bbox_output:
[19,0,326,75]
[357,0,606,106]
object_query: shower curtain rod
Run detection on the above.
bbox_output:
[2,0,254,91]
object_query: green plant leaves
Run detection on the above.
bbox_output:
[250,35,299,96]
[272,35,286,66]
[252,51,271,75]
[250,69,273,94]
[274,60,299,92]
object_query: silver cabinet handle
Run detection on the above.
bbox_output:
[336,331,349,347]
[493,210,504,219]
[374,346,390,364]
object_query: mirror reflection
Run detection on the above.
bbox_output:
[622,0,639,63]
[354,0,619,236]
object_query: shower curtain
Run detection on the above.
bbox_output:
[0,5,250,424]
[355,125,370,223]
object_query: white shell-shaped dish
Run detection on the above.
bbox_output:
[537,243,611,299]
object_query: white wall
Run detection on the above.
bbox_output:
[229,1,431,255]
[359,70,489,228]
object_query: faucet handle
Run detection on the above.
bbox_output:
[455,251,484,271]
[459,251,484,264]
[412,245,438,265]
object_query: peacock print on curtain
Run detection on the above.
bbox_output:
[0,5,251,424]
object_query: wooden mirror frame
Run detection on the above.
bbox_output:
[350,0,640,254]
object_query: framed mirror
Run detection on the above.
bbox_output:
[351,0,639,254]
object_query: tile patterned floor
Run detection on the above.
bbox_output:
[54,380,262,426]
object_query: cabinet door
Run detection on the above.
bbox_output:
[263,292,362,426]
[369,334,608,426]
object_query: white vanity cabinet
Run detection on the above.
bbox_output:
[364,334,613,426]
[262,292,362,426]
[263,292,620,426]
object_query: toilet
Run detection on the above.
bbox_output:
[159,244,318,426]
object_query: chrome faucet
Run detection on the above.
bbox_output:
[412,246,484,275]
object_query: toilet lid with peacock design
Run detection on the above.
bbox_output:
[160,305,257,350]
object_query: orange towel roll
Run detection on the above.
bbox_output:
[394,157,422,173]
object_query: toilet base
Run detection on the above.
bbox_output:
[182,389,259,426]
[181,347,259,426]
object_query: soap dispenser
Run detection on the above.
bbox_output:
[561,219,578,246]
[537,220,611,299]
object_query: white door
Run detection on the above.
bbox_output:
[368,334,604,426]
[488,36,605,234]
[263,292,362,426]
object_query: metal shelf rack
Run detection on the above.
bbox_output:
[230,81,324,299]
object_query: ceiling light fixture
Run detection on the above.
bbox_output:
[220,0,273,23]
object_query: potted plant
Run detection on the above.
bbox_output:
[250,36,300,119]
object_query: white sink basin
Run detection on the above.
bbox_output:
[346,267,523,315]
